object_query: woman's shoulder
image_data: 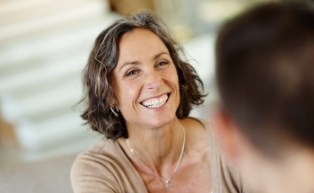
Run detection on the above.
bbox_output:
[71,137,146,193]
[180,117,216,152]
[72,137,121,167]
[71,137,126,179]
[71,138,133,192]
[182,117,215,133]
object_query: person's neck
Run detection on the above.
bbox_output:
[262,147,314,193]
[122,119,186,174]
[283,148,314,193]
[128,119,184,165]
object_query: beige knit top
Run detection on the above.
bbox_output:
[71,121,247,193]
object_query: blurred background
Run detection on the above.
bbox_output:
[0,0,312,165]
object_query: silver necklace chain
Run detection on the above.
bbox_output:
[126,125,186,189]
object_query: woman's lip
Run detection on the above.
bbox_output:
[140,93,170,107]
[140,93,169,103]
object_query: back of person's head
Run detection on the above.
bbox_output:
[215,2,314,157]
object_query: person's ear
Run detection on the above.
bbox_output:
[213,107,242,161]
[109,96,118,106]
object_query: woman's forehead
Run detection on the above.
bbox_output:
[116,29,170,64]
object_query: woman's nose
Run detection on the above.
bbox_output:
[145,70,162,90]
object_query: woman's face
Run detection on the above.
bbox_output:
[112,28,180,130]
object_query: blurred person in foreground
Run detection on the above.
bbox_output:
[214,2,314,193]
[71,11,248,193]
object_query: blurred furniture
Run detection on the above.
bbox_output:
[0,0,114,161]
[109,0,155,15]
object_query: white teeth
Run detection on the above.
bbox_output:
[142,94,168,108]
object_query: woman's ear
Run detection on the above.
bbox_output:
[109,96,118,106]
[213,107,242,161]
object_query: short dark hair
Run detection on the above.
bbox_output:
[81,11,205,139]
[215,2,314,156]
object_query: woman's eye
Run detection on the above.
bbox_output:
[156,61,169,68]
[125,69,139,77]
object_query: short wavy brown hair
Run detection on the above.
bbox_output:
[81,11,206,139]
[216,2,314,156]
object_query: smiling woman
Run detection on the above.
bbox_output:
[70,11,249,193]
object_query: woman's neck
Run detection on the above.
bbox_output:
[120,118,186,175]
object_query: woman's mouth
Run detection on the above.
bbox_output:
[141,94,169,108]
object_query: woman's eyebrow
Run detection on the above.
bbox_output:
[117,52,170,72]
[117,61,140,72]
[153,52,170,61]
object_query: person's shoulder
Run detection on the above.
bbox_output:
[183,117,215,131]
[75,137,119,161]
[71,137,120,172]
[70,137,126,193]
[181,117,216,146]
[71,137,125,182]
